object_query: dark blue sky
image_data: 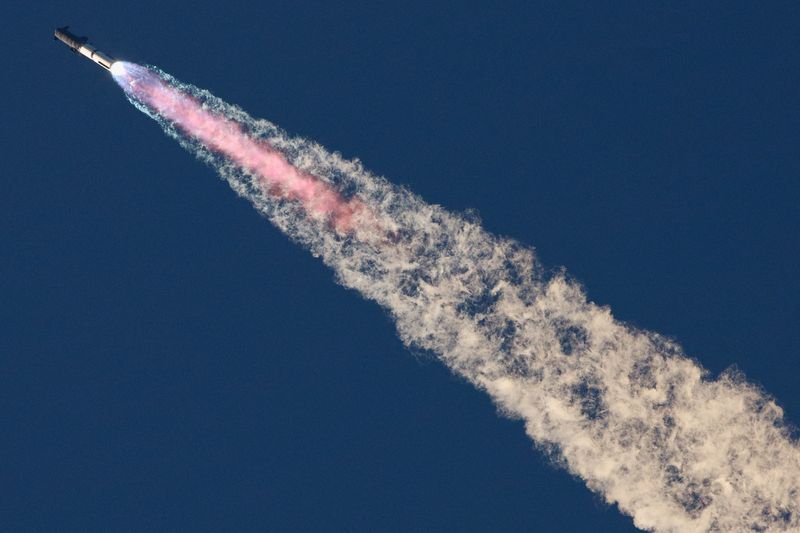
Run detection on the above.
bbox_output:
[3,2,799,531]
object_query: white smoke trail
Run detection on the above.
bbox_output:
[114,63,800,532]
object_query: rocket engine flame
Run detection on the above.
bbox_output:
[109,61,126,77]
[113,62,367,233]
[111,61,800,533]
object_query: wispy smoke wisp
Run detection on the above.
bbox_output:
[113,62,800,533]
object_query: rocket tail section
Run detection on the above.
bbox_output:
[78,46,114,70]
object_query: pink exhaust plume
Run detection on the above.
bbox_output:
[109,59,800,532]
[112,62,365,233]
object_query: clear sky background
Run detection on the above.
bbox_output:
[2,2,799,532]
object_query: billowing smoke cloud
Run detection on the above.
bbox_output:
[112,62,799,532]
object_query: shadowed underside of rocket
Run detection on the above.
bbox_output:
[54,26,115,70]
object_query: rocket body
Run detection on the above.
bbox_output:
[54,27,114,70]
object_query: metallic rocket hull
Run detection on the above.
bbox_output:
[54,27,115,71]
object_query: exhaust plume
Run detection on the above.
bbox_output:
[112,61,800,532]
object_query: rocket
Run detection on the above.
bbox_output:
[54,26,115,71]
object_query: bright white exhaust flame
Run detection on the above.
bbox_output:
[112,61,799,532]
[109,61,126,77]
